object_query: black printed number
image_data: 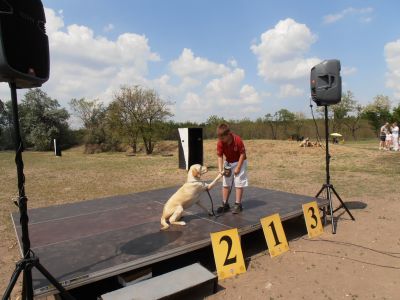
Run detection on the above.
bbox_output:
[308,207,318,229]
[268,221,282,246]
[219,235,237,266]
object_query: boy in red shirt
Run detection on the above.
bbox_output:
[216,123,248,214]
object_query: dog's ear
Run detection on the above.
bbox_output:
[191,168,199,178]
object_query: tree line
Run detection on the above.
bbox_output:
[0,86,398,153]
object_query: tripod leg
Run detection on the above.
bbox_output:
[35,262,76,300]
[328,187,336,234]
[315,185,325,198]
[2,263,24,300]
[24,266,34,300]
[331,186,355,221]
[322,205,327,226]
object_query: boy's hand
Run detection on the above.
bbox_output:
[234,166,240,176]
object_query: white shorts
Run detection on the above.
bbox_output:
[222,160,248,188]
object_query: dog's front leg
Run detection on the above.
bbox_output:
[206,173,223,191]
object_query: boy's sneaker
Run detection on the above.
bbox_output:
[232,203,243,214]
[216,202,230,214]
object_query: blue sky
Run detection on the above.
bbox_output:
[3,0,399,123]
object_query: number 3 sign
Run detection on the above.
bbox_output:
[302,201,324,238]
[210,228,246,280]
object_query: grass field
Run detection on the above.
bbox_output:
[1,139,400,299]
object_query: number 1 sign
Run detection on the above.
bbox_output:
[210,228,246,280]
[260,213,289,258]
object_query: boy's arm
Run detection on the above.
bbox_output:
[234,152,246,175]
[218,156,224,174]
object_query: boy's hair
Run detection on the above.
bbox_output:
[217,123,230,137]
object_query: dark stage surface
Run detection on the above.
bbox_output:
[11,185,328,297]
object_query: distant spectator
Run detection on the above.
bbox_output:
[379,122,389,150]
[391,122,399,151]
[385,125,392,150]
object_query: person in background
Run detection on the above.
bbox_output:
[391,122,399,151]
[216,123,248,214]
[380,122,389,150]
[385,124,392,150]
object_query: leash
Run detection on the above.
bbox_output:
[206,189,218,217]
[226,175,235,203]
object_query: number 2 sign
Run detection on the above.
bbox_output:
[210,228,246,280]
[302,201,324,238]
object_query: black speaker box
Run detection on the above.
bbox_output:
[178,128,203,170]
[310,59,341,106]
[0,0,49,88]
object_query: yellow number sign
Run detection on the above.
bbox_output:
[260,213,289,257]
[210,228,246,280]
[302,201,324,238]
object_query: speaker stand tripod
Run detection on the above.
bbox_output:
[2,83,75,300]
[315,105,355,234]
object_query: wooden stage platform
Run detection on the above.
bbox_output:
[11,185,328,297]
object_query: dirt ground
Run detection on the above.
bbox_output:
[1,139,399,299]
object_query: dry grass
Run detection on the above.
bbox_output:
[1,139,399,298]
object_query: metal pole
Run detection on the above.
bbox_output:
[324,105,330,185]
[9,82,34,299]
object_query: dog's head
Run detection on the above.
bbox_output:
[188,164,208,180]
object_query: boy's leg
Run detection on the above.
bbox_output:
[223,186,230,203]
[217,181,232,213]
[232,187,244,214]
[235,187,243,204]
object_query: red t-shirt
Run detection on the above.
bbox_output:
[217,133,246,163]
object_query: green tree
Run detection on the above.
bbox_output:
[343,103,364,140]
[264,113,278,140]
[0,100,14,150]
[331,90,356,132]
[362,95,391,136]
[293,112,306,136]
[391,103,400,123]
[276,108,295,137]
[19,89,70,150]
[69,98,110,149]
[112,85,173,154]
[107,97,140,153]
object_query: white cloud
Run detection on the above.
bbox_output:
[0,8,266,123]
[178,67,262,119]
[43,8,160,103]
[342,66,357,76]
[385,39,400,98]
[103,23,115,32]
[251,18,319,104]
[169,48,229,79]
[205,68,261,106]
[251,18,320,82]
[323,7,374,24]
[278,84,304,98]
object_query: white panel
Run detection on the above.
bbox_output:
[178,128,189,169]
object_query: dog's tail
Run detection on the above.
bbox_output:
[161,216,169,230]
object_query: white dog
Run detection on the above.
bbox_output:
[161,164,222,230]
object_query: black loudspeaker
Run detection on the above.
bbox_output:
[53,138,61,156]
[178,128,203,170]
[310,59,341,106]
[0,0,49,88]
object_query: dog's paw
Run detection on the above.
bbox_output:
[171,221,186,226]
